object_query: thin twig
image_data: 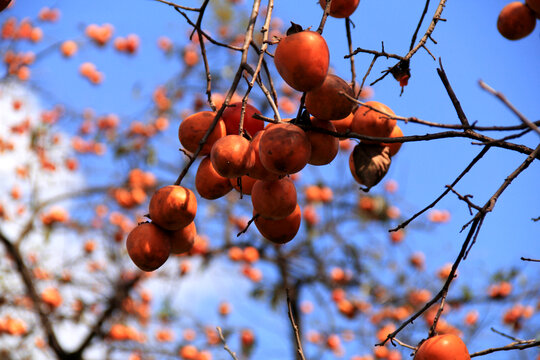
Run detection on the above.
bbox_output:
[479,80,540,137]
[445,185,482,214]
[345,18,356,91]
[152,0,199,12]
[217,327,240,360]
[379,216,482,346]
[470,339,540,357]
[490,327,524,342]
[437,58,470,129]
[175,0,263,185]
[520,257,540,262]
[392,338,418,351]
[317,0,332,34]
[286,288,307,360]
[410,0,431,51]
[237,214,259,237]
[404,0,447,61]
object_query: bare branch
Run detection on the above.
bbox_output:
[479,80,540,137]
[317,0,332,34]
[217,326,240,360]
[437,58,471,129]
[470,339,540,357]
[410,0,431,51]
[286,288,306,360]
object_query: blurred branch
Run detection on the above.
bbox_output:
[70,273,142,358]
[0,230,66,358]
[217,326,240,360]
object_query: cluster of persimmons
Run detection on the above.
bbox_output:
[126,23,404,278]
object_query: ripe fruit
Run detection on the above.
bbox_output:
[255,204,302,244]
[221,102,264,137]
[252,178,297,219]
[306,118,339,166]
[170,221,196,255]
[149,185,197,231]
[414,334,470,360]
[178,111,226,155]
[332,112,354,137]
[351,101,396,138]
[497,2,536,40]
[259,123,311,175]
[319,0,360,18]
[0,0,12,12]
[382,125,403,157]
[526,0,540,17]
[246,131,281,181]
[305,74,355,121]
[210,135,255,178]
[60,40,78,57]
[195,156,233,200]
[274,30,329,92]
[126,222,171,271]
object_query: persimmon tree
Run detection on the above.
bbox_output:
[0,1,539,360]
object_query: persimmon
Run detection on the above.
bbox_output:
[169,221,196,254]
[246,130,280,181]
[305,74,355,121]
[319,0,360,18]
[497,2,536,40]
[251,178,297,219]
[221,102,264,137]
[229,175,257,195]
[179,345,199,360]
[210,135,255,178]
[149,185,197,230]
[126,222,171,271]
[303,205,319,226]
[195,156,233,199]
[306,118,339,166]
[274,30,329,92]
[414,334,470,360]
[382,125,403,157]
[254,203,301,244]
[0,0,12,12]
[241,329,255,347]
[178,111,226,155]
[243,246,260,263]
[41,287,62,308]
[332,112,354,137]
[526,0,540,17]
[258,123,311,175]
[351,101,396,138]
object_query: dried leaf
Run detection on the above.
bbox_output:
[349,143,391,191]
